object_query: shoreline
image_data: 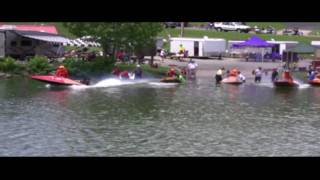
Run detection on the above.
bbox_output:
[152,57,312,79]
[1,57,313,80]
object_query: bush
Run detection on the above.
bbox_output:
[27,56,53,75]
[63,57,115,76]
[0,57,25,74]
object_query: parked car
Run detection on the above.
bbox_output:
[282,27,303,36]
[214,22,251,33]
[254,26,276,34]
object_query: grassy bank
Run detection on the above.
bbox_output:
[310,29,320,37]
[0,56,170,78]
[188,22,286,30]
[160,28,320,43]
[4,22,313,43]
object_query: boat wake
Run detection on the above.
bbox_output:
[69,77,182,90]
[147,82,179,86]
[70,78,151,90]
[295,81,310,89]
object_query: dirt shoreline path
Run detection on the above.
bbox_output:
[152,57,312,79]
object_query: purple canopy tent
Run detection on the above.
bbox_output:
[232,35,274,62]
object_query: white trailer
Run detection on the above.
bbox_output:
[267,40,298,55]
[311,41,320,47]
[170,37,226,57]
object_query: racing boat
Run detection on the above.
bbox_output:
[308,78,320,86]
[273,79,299,87]
[221,76,243,85]
[160,77,182,83]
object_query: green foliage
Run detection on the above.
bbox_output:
[63,57,116,76]
[63,22,164,53]
[27,56,53,75]
[64,46,103,53]
[0,57,25,74]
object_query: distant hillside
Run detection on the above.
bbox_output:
[160,28,320,43]
[4,22,320,41]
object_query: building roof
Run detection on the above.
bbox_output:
[232,36,274,48]
[14,30,69,43]
[229,40,298,44]
[0,24,58,34]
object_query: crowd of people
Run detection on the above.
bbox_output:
[214,65,298,85]
[111,64,143,80]
[53,44,304,86]
[215,67,247,85]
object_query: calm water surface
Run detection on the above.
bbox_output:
[1,74,320,156]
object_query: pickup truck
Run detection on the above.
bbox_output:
[214,22,251,33]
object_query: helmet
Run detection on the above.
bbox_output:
[137,64,140,68]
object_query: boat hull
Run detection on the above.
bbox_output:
[221,76,243,85]
[274,80,299,87]
[160,77,181,83]
[309,79,320,86]
[31,75,85,86]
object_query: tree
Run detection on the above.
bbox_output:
[63,22,163,64]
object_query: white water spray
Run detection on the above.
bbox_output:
[70,78,157,90]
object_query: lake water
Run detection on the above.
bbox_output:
[1,74,320,156]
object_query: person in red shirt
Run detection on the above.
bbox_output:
[116,50,124,62]
[112,67,122,76]
[119,70,129,79]
[283,70,293,83]
[168,68,176,77]
[55,65,69,78]
[229,68,238,77]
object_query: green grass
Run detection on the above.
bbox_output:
[310,29,320,36]
[159,28,320,43]
[4,22,315,44]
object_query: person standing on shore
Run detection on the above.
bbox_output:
[134,64,142,79]
[237,71,246,83]
[160,49,166,63]
[253,67,262,83]
[187,60,198,79]
[271,68,279,82]
[215,67,225,85]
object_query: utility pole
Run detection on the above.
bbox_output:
[180,22,184,37]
